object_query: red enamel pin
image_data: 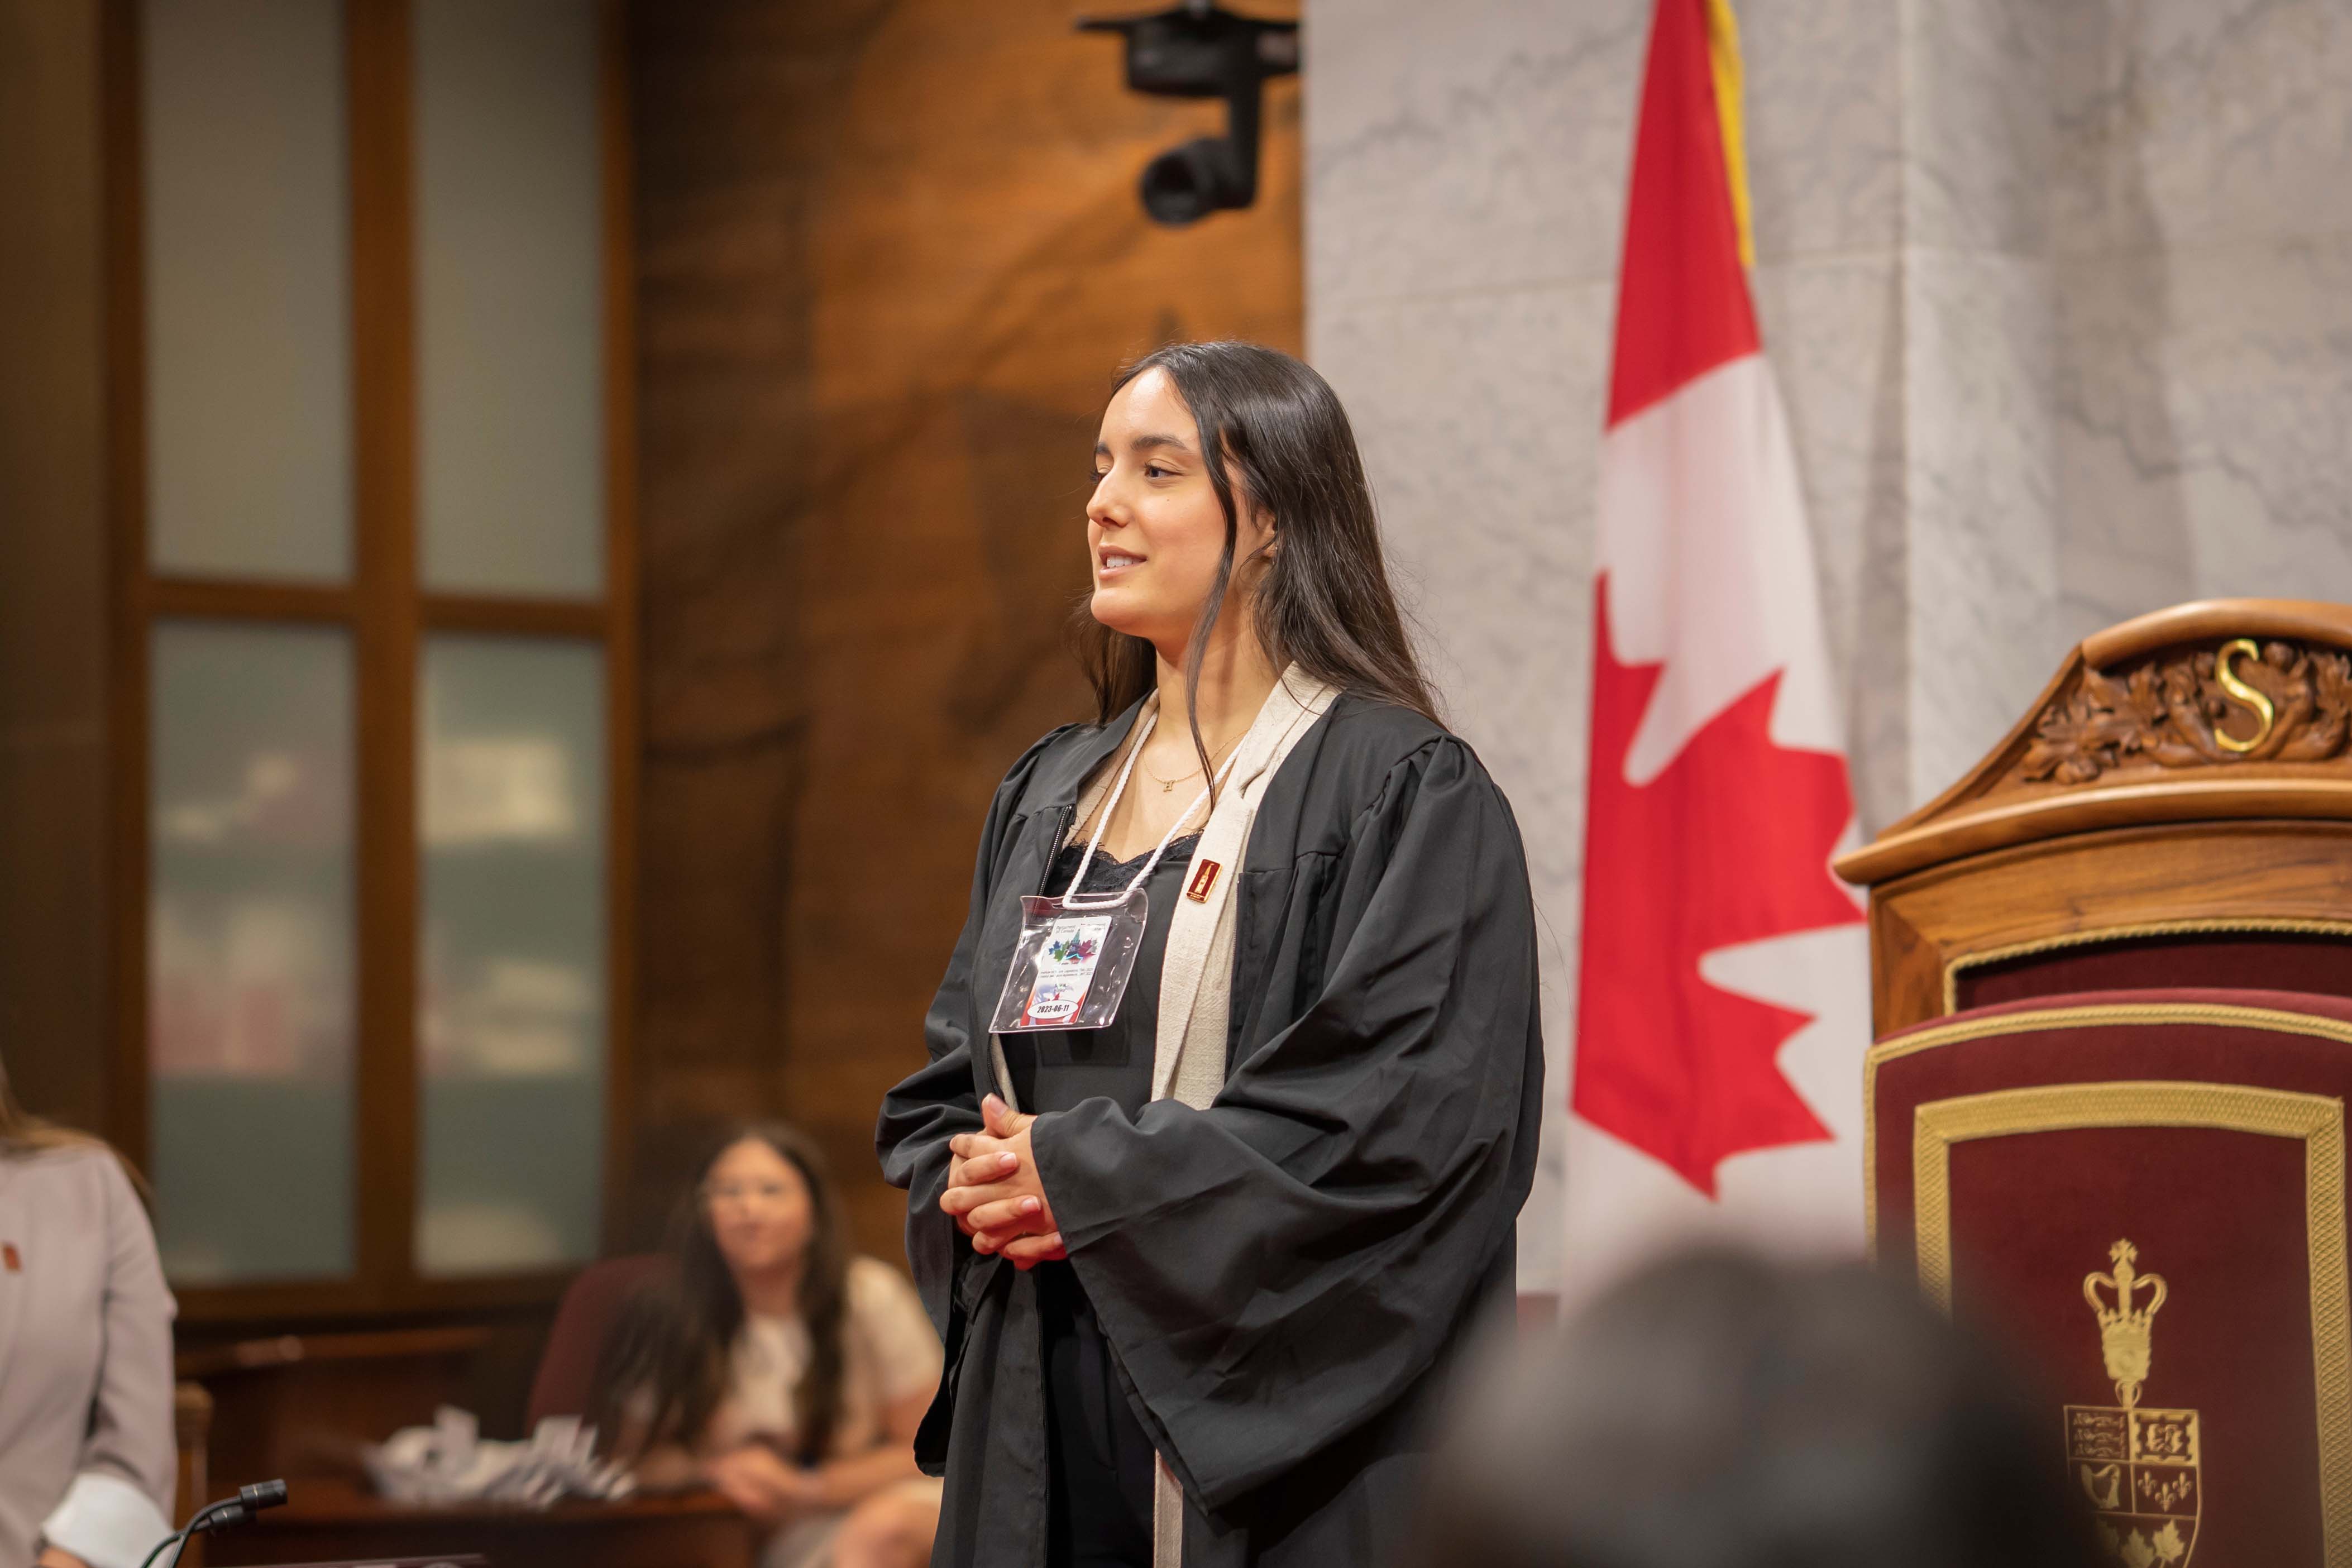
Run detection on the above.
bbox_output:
[1186,861,1221,902]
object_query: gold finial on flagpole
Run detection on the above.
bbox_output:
[1704,0,1756,270]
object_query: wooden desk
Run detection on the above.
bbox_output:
[216,1478,766,1568]
[184,1329,496,1490]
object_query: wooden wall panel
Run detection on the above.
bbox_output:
[0,0,112,1135]
[629,0,1302,1258]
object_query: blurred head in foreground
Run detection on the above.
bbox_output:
[1402,1249,2106,1568]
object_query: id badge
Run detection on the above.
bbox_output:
[989,889,1150,1032]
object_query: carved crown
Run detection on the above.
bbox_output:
[1838,600,2352,885]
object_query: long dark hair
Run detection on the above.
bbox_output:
[1073,341,1438,791]
[592,1122,853,1465]
[0,1054,149,1198]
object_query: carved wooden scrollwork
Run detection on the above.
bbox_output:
[2019,639,2352,785]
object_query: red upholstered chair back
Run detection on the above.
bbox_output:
[1868,986,2352,1567]
[525,1254,672,1430]
[1952,929,2352,1012]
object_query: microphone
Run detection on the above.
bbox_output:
[136,1479,290,1568]
[200,1479,289,1529]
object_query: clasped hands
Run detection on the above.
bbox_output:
[939,1094,1067,1269]
[701,1442,824,1526]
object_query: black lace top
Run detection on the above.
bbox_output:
[1019,833,1202,1555]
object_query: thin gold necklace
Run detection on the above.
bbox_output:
[1140,731,1242,792]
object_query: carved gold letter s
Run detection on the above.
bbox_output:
[2214,638,2275,754]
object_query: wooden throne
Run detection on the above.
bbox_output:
[1836,599,2352,1566]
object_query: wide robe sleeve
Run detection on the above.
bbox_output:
[878,728,1075,1340]
[1031,734,1543,1512]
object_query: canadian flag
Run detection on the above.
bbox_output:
[1565,0,1870,1290]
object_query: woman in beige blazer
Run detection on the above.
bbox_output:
[0,1081,176,1568]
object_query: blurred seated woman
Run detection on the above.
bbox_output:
[0,1063,176,1568]
[597,1124,942,1568]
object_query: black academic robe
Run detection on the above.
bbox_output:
[876,692,1545,1568]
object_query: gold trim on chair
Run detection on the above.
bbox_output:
[1940,918,2352,1016]
[1863,1001,2352,1244]
[1908,1079,2351,1566]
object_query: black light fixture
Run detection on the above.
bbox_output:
[1078,1,1300,227]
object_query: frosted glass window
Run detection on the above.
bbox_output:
[414,0,604,598]
[417,636,605,1275]
[150,622,355,1283]
[142,0,352,582]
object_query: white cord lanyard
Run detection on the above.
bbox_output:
[1059,712,1240,911]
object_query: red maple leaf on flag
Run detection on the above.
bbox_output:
[1573,574,1863,1195]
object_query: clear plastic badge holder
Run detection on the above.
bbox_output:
[989,714,1235,1034]
[991,890,1150,1032]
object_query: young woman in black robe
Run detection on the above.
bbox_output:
[876,341,1544,1568]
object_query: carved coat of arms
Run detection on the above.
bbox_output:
[2067,1241,2202,1565]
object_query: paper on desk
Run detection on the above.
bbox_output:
[364,1406,638,1508]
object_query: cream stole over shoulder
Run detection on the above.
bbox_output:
[991,666,1338,1568]
[1143,665,1336,1566]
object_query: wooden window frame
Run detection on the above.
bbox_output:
[102,0,637,1323]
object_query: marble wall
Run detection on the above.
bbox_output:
[1306,0,2352,1292]
[2051,2,2352,643]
